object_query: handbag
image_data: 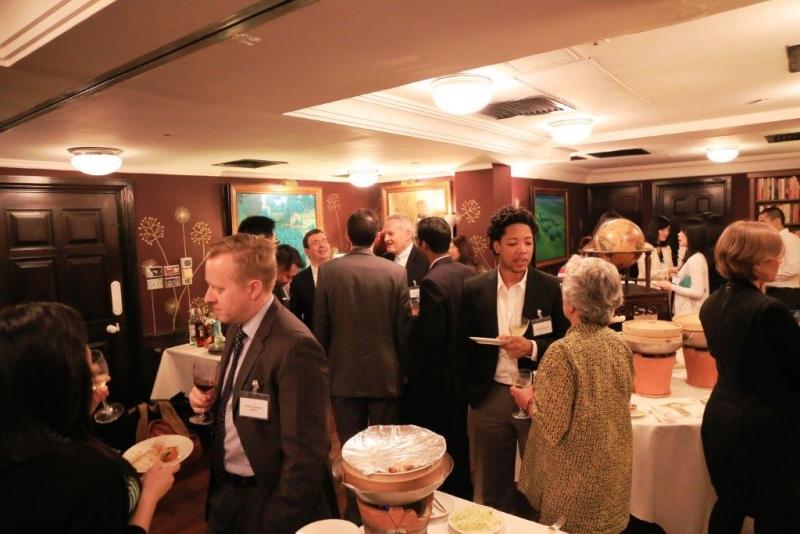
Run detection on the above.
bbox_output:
[135,400,203,464]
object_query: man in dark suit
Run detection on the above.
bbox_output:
[273,244,304,306]
[314,209,410,520]
[189,234,331,534]
[383,214,429,287]
[459,206,569,514]
[408,217,475,499]
[237,215,276,241]
[289,229,331,332]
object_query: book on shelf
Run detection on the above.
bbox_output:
[753,175,800,202]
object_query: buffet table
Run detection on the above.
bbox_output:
[630,354,713,534]
[150,343,220,400]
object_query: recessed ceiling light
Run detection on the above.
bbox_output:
[68,147,123,175]
[548,118,594,145]
[706,146,739,163]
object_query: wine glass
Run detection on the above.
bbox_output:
[509,316,530,337]
[190,360,219,425]
[91,349,124,424]
[512,369,533,420]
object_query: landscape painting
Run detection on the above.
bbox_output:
[532,189,569,267]
[229,184,323,263]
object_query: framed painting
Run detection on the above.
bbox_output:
[229,183,323,263]
[381,180,452,223]
[531,187,569,267]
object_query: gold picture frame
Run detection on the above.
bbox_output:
[229,183,323,260]
[380,180,452,222]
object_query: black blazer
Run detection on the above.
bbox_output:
[384,245,430,288]
[699,279,800,510]
[289,266,315,332]
[459,268,569,408]
[409,257,476,403]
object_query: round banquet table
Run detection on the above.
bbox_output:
[150,343,221,400]
[630,351,754,534]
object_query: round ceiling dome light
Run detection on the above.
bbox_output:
[348,169,379,188]
[431,74,493,115]
[548,118,594,145]
[68,147,123,175]
[706,146,739,163]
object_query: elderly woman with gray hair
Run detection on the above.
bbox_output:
[511,256,634,534]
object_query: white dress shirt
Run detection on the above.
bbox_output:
[494,269,537,384]
[311,264,319,286]
[766,228,800,288]
[223,297,273,476]
[394,243,413,268]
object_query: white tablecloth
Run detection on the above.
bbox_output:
[357,491,555,533]
[630,352,714,534]
[150,343,221,400]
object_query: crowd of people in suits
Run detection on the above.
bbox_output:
[2,203,799,534]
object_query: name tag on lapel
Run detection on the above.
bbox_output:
[239,391,269,420]
[531,316,553,337]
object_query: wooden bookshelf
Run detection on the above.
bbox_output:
[749,171,800,229]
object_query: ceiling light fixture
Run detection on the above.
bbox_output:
[431,74,493,115]
[706,146,739,163]
[348,169,379,188]
[548,118,594,145]
[68,147,123,175]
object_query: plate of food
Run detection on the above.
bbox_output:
[448,505,504,534]
[430,491,455,520]
[629,403,648,418]
[469,337,503,346]
[123,435,193,473]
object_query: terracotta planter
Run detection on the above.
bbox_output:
[683,347,718,389]
[632,352,676,397]
[358,495,432,534]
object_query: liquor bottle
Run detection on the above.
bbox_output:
[212,318,224,350]
[188,307,197,346]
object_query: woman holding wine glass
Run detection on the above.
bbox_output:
[510,256,633,534]
[0,301,178,534]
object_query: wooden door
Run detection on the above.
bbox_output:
[587,183,643,231]
[0,180,137,400]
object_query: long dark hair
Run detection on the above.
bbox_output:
[682,221,709,262]
[0,302,94,465]
[452,235,479,268]
[645,215,671,264]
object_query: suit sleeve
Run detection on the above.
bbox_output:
[419,278,447,348]
[457,282,479,388]
[262,335,331,532]
[288,280,304,323]
[313,268,331,351]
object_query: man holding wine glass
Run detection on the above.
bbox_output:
[459,206,569,515]
[188,233,332,534]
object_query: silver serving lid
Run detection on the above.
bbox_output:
[341,425,446,476]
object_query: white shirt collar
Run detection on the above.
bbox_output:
[497,268,528,293]
[395,242,413,266]
[241,296,273,339]
[429,255,449,269]
[311,264,319,285]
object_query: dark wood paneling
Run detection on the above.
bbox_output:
[64,255,109,321]
[7,210,54,248]
[587,183,643,229]
[63,209,103,244]
[10,258,58,301]
[652,176,731,222]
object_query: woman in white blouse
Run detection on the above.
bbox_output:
[657,221,709,315]
[637,215,673,283]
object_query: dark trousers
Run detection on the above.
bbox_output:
[332,396,399,523]
[207,477,263,534]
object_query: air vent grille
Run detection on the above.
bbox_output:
[586,148,650,158]
[765,131,800,143]
[213,159,287,169]
[482,96,573,120]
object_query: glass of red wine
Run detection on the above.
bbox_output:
[190,360,219,425]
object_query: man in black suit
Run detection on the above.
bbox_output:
[383,214,429,287]
[237,215,276,241]
[408,217,475,499]
[189,234,331,533]
[273,244,304,306]
[289,229,331,332]
[459,206,569,514]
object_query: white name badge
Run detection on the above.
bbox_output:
[409,286,420,300]
[531,316,553,337]
[239,392,269,420]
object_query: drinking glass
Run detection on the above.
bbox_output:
[91,349,124,424]
[509,316,530,337]
[512,369,533,420]
[190,360,219,425]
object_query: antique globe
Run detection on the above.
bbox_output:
[590,218,647,268]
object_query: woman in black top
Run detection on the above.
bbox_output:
[0,302,177,533]
[699,221,800,533]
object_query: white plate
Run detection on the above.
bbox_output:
[630,409,648,418]
[123,434,193,473]
[469,336,503,346]
[448,505,504,534]
[430,490,455,520]
[296,519,359,534]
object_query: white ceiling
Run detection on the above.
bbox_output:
[1,0,798,183]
